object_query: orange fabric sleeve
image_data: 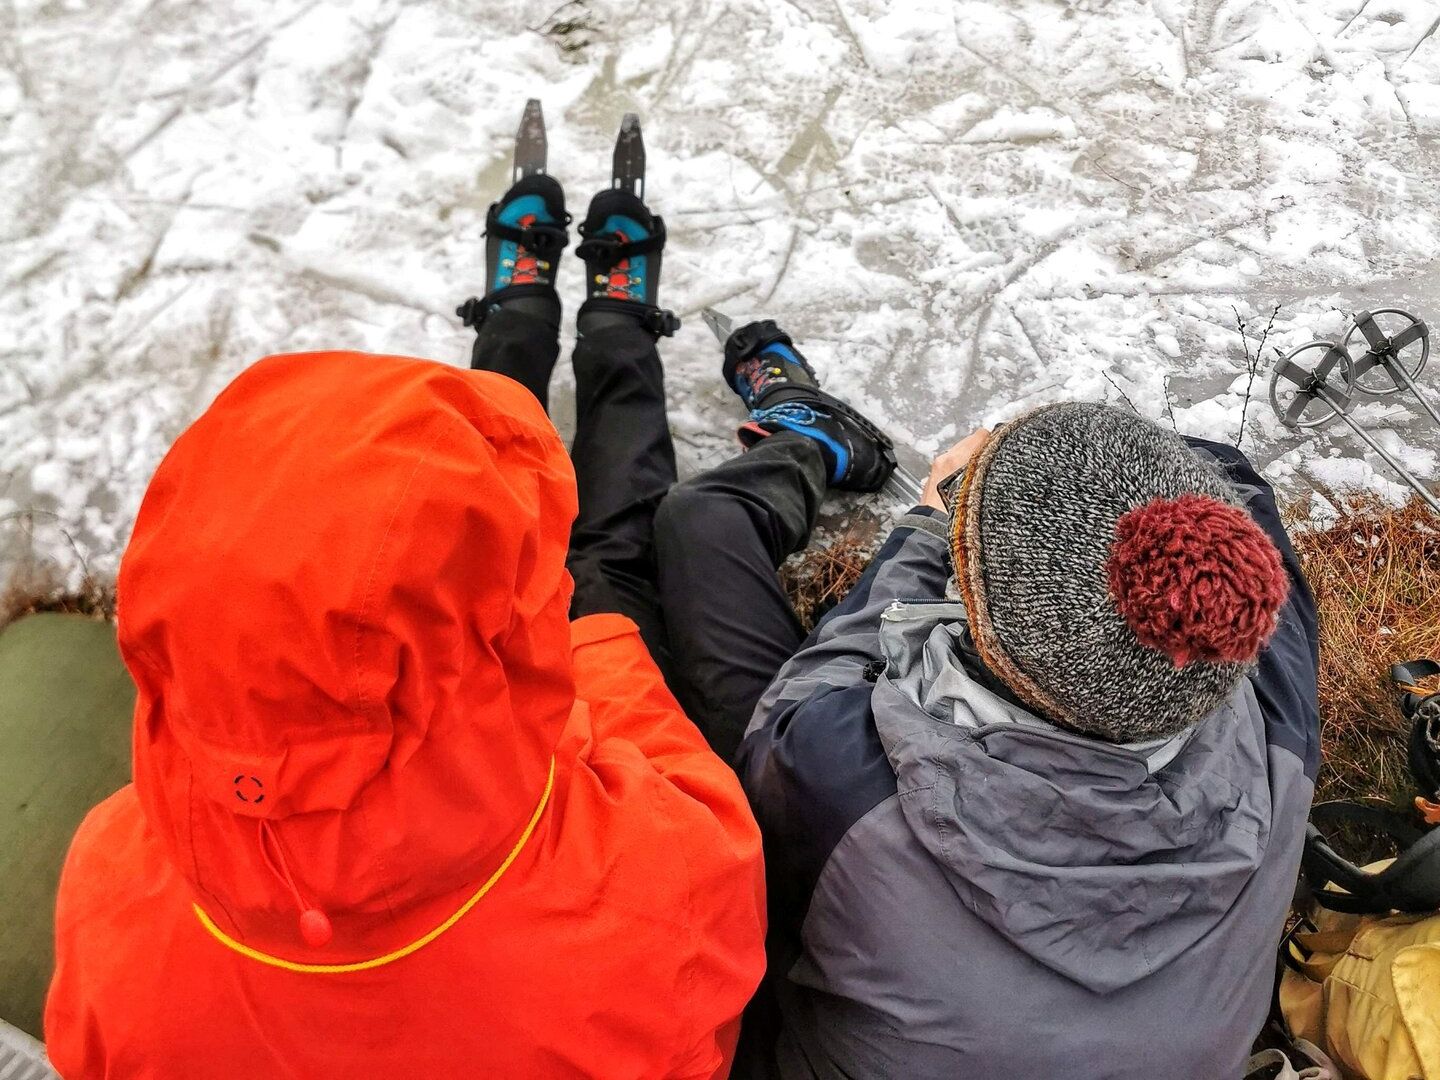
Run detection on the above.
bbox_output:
[569,613,767,1080]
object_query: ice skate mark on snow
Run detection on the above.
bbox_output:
[1337,0,1377,35]
[1008,306,1049,369]
[116,0,324,165]
[948,28,1091,138]
[761,226,801,303]
[1147,0,1192,81]
[678,281,764,323]
[150,0,323,102]
[113,234,163,304]
[6,249,62,289]
[113,177,194,303]
[640,7,691,100]
[923,178,969,243]
[826,0,872,71]
[109,281,199,349]
[731,148,802,211]
[280,257,448,319]
[1270,0,1342,67]
[335,8,401,171]
[0,355,40,406]
[117,102,186,164]
[775,84,844,179]
[1403,12,1440,62]
[1376,61,1418,129]
[1082,153,1144,195]
[955,235,1080,400]
[0,1,36,103]
[1131,217,1258,275]
[650,4,721,102]
[761,152,824,302]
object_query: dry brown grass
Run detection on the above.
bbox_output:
[780,532,876,632]
[0,565,115,634]
[1289,493,1440,806]
[1,508,116,632]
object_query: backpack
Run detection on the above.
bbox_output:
[1272,661,1440,1080]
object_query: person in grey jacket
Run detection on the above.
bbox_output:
[652,322,1318,1080]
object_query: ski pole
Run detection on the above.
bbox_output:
[1376,357,1440,428]
[1308,383,1440,515]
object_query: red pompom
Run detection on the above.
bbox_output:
[1107,494,1289,668]
[299,907,333,948]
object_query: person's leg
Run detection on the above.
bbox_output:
[566,319,678,670]
[468,304,560,409]
[653,431,828,761]
[470,302,678,669]
[562,173,681,670]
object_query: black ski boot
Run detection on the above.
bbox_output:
[457,100,570,332]
[722,320,897,493]
[456,173,570,330]
[574,114,679,338]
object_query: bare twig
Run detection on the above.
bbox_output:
[1101,370,1140,414]
[1235,303,1280,448]
[1162,374,1180,432]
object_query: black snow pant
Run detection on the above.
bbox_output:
[470,307,828,762]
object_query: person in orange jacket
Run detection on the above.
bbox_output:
[45,143,766,1079]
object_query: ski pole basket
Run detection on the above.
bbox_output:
[1268,308,1440,514]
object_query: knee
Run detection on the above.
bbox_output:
[653,480,728,551]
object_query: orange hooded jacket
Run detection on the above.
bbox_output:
[45,352,766,1079]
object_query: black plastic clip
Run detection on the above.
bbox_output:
[456,296,489,329]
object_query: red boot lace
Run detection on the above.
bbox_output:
[510,213,545,285]
[604,230,637,299]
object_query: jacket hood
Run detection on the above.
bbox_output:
[872,601,1273,994]
[119,351,577,961]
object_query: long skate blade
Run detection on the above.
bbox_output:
[514,99,547,182]
[701,307,734,346]
[613,113,645,199]
[885,466,925,507]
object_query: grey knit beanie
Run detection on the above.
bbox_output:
[949,402,1291,742]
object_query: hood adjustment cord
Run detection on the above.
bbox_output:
[258,819,334,948]
[192,755,555,974]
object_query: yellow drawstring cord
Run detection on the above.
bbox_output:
[192,755,555,974]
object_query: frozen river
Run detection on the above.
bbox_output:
[4,0,1440,583]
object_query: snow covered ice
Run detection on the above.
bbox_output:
[4,0,1440,584]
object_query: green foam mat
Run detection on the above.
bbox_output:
[0,614,133,1038]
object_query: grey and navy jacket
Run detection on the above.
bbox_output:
[735,440,1319,1080]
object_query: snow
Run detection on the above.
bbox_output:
[4,0,1440,584]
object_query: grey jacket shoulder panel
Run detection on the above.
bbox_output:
[784,745,1311,1079]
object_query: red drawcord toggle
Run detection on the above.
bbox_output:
[257,820,333,948]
